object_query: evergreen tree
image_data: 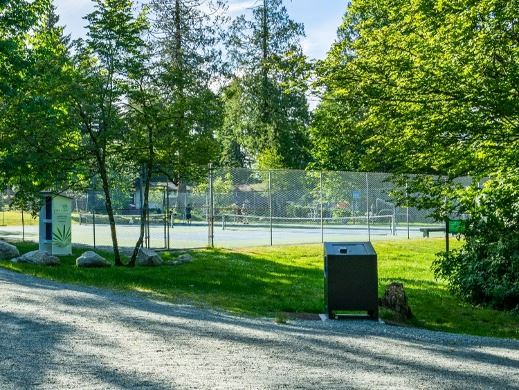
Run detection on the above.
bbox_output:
[225,0,311,169]
[149,0,225,185]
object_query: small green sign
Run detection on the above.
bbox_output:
[448,219,465,234]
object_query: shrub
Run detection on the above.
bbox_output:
[432,171,519,310]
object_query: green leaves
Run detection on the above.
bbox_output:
[311,0,519,309]
[312,0,518,176]
[223,0,311,169]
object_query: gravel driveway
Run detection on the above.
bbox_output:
[1,269,518,389]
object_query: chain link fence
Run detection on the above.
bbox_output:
[1,167,471,249]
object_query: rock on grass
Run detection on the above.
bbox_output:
[12,250,60,266]
[76,251,111,268]
[0,241,20,260]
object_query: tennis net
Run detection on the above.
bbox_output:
[219,213,395,231]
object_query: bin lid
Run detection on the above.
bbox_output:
[324,242,376,256]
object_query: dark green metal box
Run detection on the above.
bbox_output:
[324,242,378,319]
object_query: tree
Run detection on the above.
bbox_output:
[313,0,518,176]
[71,0,148,266]
[314,0,519,308]
[149,0,224,185]
[120,0,225,264]
[0,0,81,211]
[225,0,311,169]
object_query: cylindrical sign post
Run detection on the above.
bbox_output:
[445,218,450,256]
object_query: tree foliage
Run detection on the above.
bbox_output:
[312,0,518,175]
[149,0,224,184]
[313,0,518,308]
[433,170,519,309]
[0,1,80,210]
[71,0,148,265]
[224,0,311,169]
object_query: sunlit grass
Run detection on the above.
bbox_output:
[0,211,39,226]
[1,238,517,339]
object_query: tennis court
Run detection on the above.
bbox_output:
[0,215,438,250]
[1,168,464,249]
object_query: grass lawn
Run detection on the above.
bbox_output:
[0,211,38,226]
[1,238,518,339]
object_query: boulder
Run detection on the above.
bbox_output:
[12,250,60,266]
[76,251,111,268]
[177,253,193,263]
[137,248,163,266]
[379,282,412,319]
[0,241,20,260]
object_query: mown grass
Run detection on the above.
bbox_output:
[0,211,39,226]
[1,238,518,339]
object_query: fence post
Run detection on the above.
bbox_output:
[92,209,96,249]
[406,181,410,239]
[366,173,371,241]
[21,209,25,242]
[392,205,397,236]
[268,170,273,246]
[163,185,167,249]
[320,171,324,243]
[208,163,214,248]
[146,209,150,249]
[166,182,170,249]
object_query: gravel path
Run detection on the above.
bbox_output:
[1,269,518,389]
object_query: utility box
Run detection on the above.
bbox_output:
[324,242,378,320]
[39,193,73,256]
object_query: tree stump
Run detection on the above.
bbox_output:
[379,282,412,319]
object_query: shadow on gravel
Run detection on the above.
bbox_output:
[0,275,174,389]
[47,279,519,389]
[1,269,519,389]
[0,310,71,388]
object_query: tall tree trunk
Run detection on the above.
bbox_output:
[129,120,154,266]
[128,161,152,266]
[97,153,122,266]
[173,0,187,180]
[260,0,276,149]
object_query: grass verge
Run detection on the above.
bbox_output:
[1,239,517,339]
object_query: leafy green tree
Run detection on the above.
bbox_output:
[121,0,225,263]
[71,0,148,266]
[217,80,248,167]
[225,0,311,169]
[0,1,82,211]
[314,0,518,308]
[433,170,519,309]
[313,0,518,176]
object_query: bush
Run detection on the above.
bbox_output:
[432,171,519,310]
